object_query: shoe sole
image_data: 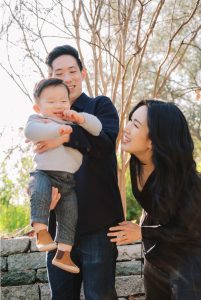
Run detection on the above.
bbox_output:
[37,243,57,252]
[52,259,80,273]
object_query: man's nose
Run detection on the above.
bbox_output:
[63,74,71,83]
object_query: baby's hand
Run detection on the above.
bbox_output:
[59,124,73,136]
[63,109,85,124]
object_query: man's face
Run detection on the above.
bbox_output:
[51,55,85,104]
[33,84,70,119]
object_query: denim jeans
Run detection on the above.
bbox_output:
[47,217,118,300]
[28,170,77,245]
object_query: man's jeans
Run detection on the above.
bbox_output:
[47,217,118,300]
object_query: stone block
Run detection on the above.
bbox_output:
[117,244,142,261]
[39,283,51,299]
[1,237,30,256]
[116,260,143,276]
[8,252,46,271]
[1,256,7,271]
[1,270,36,286]
[0,238,145,299]
[115,275,144,297]
[1,284,39,299]
[30,237,39,252]
[36,268,48,282]
[70,279,144,300]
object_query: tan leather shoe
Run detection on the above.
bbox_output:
[52,250,80,273]
[36,229,57,252]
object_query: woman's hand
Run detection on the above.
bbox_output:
[34,134,70,153]
[107,221,141,245]
[49,187,61,210]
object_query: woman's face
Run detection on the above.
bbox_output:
[122,105,152,158]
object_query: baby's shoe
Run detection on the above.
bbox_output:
[36,229,57,252]
[52,250,80,273]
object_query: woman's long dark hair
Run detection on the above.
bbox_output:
[129,99,201,227]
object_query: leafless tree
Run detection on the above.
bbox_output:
[1,0,200,211]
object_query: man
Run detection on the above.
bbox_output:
[37,45,124,300]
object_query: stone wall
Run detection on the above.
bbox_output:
[1,237,145,299]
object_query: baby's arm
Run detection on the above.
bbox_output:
[63,110,85,124]
[24,115,72,142]
[63,110,102,136]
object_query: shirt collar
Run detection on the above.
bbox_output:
[71,92,90,111]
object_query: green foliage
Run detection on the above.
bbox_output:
[0,133,33,235]
[0,162,15,207]
[15,155,33,194]
[0,159,31,235]
[0,204,30,235]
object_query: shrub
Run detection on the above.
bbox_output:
[0,204,30,235]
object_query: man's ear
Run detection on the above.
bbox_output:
[81,68,87,79]
[33,104,41,113]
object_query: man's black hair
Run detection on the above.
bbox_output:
[45,45,83,71]
[33,78,69,101]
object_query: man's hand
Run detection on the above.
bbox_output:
[49,187,61,210]
[63,109,85,124]
[59,124,72,136]
[107,221,141,245]
[34,134,70,153]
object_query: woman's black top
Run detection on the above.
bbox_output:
[130,161,201,271]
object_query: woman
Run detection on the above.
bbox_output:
[108,99,201,299]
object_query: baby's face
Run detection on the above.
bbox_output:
[34,84,70,119]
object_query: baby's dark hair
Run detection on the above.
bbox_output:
[33,78,70,102]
